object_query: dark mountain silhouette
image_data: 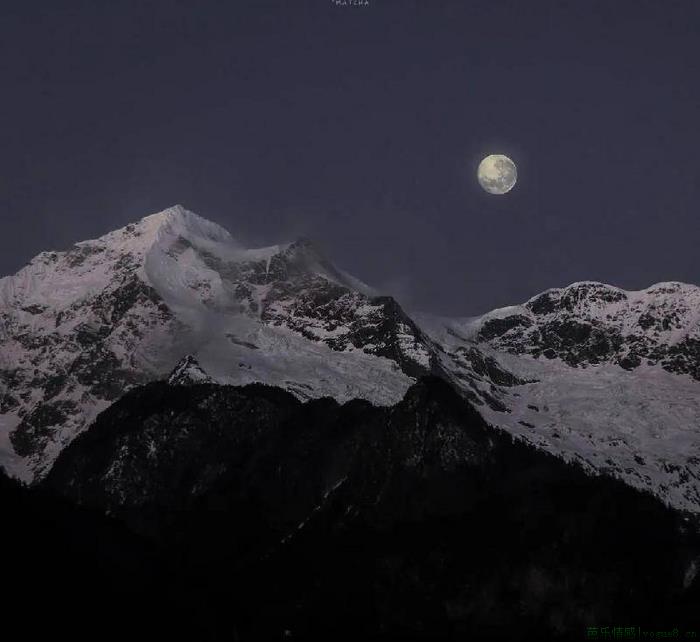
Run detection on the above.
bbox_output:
[0,467,204,641]
[41,377,700,641]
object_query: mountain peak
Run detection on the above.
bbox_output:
[168,355,214,386]
[127,205,236,247]
[140,203,187,222]
[138,204,224,232]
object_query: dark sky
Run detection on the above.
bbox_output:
[2,0,699,316]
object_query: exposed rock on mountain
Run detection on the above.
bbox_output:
[168,355,214,385]
[418,280,700,514]
[477,281,700,378]
[0,206,466,480]
[2,206,700,517]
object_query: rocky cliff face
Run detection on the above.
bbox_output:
[0,213,184,478]
[475,280,700,378]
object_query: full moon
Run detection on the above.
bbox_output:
[477,154,517,194]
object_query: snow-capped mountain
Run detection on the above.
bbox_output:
[473,281,700,377]
[168,355,214,386]
[0,205,492,480]
[1,205,699,517]
[418,281,700,513]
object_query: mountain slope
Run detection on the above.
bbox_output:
[2,206,700,516]
[419,280,700,513]
[42,377,700,640]
[0,466,203,642]
[1,206,500,480]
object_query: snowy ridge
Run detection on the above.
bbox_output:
[1,206,699,516]
[419,280,700,513]
[0,206,453,480]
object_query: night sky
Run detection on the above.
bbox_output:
[2,0,699,316]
